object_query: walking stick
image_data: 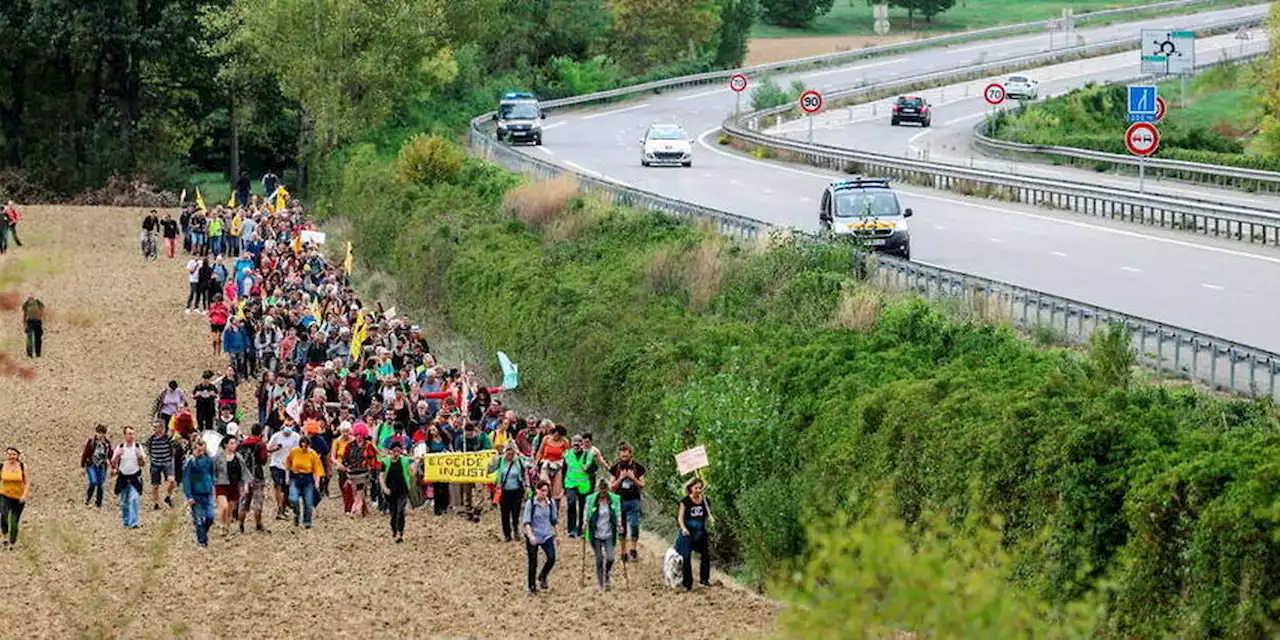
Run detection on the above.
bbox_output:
[579,534,587,588]
[622,544,629,590]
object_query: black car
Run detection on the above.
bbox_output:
[890,96,931,127]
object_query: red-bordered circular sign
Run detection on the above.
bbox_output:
[1154,95,1167,123]
[983,83,1006,105]
[1125,122,1160,156]
[799,89,824,114]
[729,74,748,93]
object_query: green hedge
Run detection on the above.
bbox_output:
[322,136,1280,637]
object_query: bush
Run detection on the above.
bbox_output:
[393,134,466,186]
[539,55,625,98]
[751,76,802,111]
[501,175,579,231]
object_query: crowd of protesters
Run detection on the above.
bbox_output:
[5,182,716,593]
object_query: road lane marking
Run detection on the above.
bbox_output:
[1120,266,1141,273]
[563,160,603,176]
[1051,251,1068,258]
[799,58,908,79]
[675,88,726,102]
[693,125,1280,266]
[537,147,554,156]
[543,121,568,130]
[989,237,1004,243]
[582,104,649,120]
[1201,283,1226,291]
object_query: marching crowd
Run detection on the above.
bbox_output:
[3,181,716,594]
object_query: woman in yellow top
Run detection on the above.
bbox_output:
[285,436,324,529]
[1,447,31,549]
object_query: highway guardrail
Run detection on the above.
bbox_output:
[970,51,1280,192]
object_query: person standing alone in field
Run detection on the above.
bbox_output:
[22,294,44,358]
[4,201,21,248]
[0,447,30,549]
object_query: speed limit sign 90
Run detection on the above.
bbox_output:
[799,90,824,114]
[983,83,1006,105]
[729,74,748,93]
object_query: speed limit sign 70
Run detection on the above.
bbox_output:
[799,90,824,114]
[984,83,1006,105]
[729,74,748,93]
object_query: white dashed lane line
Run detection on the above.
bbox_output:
[1120,266,1141,273]
[537,147,554,156]
[1202,283,1226,291]
[1051,251,1068,258]
[582,104,649,120]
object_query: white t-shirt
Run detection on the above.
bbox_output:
[117,442,144,475]
[187,259,201,283]
[268,430,301,469]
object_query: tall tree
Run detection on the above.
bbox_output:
[225,0,458,152]
[889,0,956,28]
[609,0,722,73]
[713,0,760,68]
[759,0,835,28]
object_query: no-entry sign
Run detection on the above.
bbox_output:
[729,74,748,93]
[799,90,824,114]
[984,83,1006,105]
[1125,122,1160,156]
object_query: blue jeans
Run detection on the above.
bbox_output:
[210,235,224,256]
[290,475,316,526]
[120,484,141,528]
[85,466,106,507]
[620,498,642,539]
[190,493,215,545]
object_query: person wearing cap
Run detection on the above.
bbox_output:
[267,423,301,520]
[378,436,414,543]
[489,442,531,542]
[284,435,324,529]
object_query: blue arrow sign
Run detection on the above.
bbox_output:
[1128,85,1157,116]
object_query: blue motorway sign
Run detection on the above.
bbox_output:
[1127,85,1157,122]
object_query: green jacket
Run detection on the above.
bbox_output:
[584,491,622,544]
[564,448,593,494]
[377,454,415,492]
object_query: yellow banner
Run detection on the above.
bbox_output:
[422,451,497,484]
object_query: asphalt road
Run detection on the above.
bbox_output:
[513,3,1280,350]
[772,29,1276,210]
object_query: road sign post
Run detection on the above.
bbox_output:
[983,82,1006,129]
[729,73,748,119]
[1125,122,1160,192]
[799,89,824,142]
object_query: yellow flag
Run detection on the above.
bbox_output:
[274,186,289,212]
[227,192,237,207]
[311,300,323,324]
[291,234,302,254]
[344,242,354,276]
[349,310,367,356]
[235,299,246,319]
[195,188,207,212]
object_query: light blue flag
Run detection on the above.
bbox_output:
[498,352,519,390]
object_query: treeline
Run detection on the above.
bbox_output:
[0,0,760,197]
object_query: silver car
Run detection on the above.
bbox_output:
[640,124,692,167]
[1005,75,1039,100]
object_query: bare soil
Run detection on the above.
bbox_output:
[745,34,924,66]
[0,206,780,639]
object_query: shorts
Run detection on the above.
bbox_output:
[271,467,287,488]
[215,484,241,502]
[620,498,643,539]
[211,323,226,334]
[241,479,266,511]
[149,463,174,486]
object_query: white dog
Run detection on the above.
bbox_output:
[662,547,683,588]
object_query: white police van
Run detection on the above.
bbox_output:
[818,178,913,260]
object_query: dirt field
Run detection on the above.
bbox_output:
[0,206,780,639]
[745,34,923,66]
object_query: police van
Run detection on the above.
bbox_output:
[818,178,913,260]
[493,91,545,145]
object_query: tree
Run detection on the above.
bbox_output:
[889,0,957,28]
[608,0,722,73]
[759,0,835,29]
[224,0,458,153]
[713,0,759,68]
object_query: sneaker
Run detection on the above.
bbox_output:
[165,496,173,507]
[629,549,638,561]
[304,524,312,530]
[538,578,549,591]
[184,309,191,315]
[395,536,403,544]
[153,504,161,511]
[527,587,537,596]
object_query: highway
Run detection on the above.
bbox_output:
[769,29,1275,210]
[514,3,1280,351]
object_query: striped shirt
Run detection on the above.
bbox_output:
[147,434,174,468]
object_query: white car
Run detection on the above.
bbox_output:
[1005,75,1039,100]
[640,124,692,167]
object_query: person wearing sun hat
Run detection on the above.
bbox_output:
[378,435,415,543]
[341,421,377,517]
